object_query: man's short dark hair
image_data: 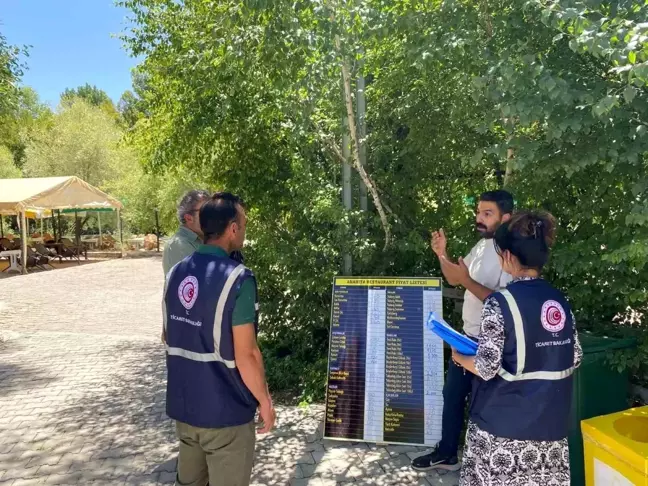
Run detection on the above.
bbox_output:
[200,192,245,241]
[480,190,514,215]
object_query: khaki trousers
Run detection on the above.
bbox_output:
[175,420,256,486]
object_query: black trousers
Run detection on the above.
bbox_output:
[437,356,474,457]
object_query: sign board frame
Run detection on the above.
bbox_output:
[324,276,445,447]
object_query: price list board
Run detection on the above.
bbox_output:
[324,277,444,446]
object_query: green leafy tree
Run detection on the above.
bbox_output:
[105,158,214,235]
[0,86,53,168]
[23,99,133,186]
[0,31,42,168]
[119,0,648,398]
[118,0,496,398]
[61,83,119,120]
[61,83,112,107]
[118,71,150,129]
[0,145,21,178]
[0,28,27,117]
[117,89,141,129]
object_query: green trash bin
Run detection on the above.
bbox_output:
[569,333,636,486]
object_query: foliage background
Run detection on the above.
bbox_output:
[1,0,646,401]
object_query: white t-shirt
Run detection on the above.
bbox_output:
[462,238,512,337]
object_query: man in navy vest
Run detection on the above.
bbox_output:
[163,192,275,486]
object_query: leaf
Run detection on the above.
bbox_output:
[629,50,637,64]
[470,149,483,166]
[632,63,648,80]
[472,76,487,88]
[624,85,637,103]
[553,33,564,43]
[593,95,617,117]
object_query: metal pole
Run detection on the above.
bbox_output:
[155,208,160,252]
[98,212,102,249]
[57,210,62,241]
[20,211,27,274]
[1,216,3,238]
[75,210,80,265]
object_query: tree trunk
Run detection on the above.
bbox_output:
[342,105,352,275]
[337,39,391,250]
[504,148,515,187]
[357,58,368,213]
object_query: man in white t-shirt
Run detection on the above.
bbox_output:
[412,190,514,472]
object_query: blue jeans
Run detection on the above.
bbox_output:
[437,356,474,457]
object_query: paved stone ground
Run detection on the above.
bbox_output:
[0,257,459,485]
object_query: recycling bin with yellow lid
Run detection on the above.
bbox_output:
[582,406,648,485]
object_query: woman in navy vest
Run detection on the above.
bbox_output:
[452,211,583,486]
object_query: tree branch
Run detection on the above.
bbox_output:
[315,124,399,236]
[335,36,392,250]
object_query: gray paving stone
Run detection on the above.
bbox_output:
[12,479,46,486]
[157,471,175,484]
[1,468,39,481]
[121,474,160,486]
[290,479,337,486]
[385,444,420,456]
[407,449,432,460]
[0,258,457,486]
[43,472,84,484]
[426,470,460,486]
[377,453,412,472]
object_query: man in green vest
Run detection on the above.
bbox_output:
[163,189,211,277]
[162,190,210,343]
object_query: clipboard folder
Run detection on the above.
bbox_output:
[426,312,478,356]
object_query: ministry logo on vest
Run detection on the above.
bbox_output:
[178,276,199,310]
[541,300,566,332]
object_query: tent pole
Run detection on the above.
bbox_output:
[75,210,80,265]
[98,212,102,249]
[20,211,28,274]
[1,216,3,238]
[117,209,123,257]
[57,210,62,241]
[40,215,43,237]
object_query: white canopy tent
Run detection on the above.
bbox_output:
[0,176,124,274]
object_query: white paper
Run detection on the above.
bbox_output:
[594,458,635,486]
[423,291,444,445]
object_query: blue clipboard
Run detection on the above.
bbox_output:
[426,312,478,356]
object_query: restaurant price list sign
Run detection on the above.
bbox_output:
[324,277,444,446]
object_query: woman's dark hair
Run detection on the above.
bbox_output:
[200,192,245,242]
[494,211,557,270]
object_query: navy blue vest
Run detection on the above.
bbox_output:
[470,279,575,441]
[164,251,258,429]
